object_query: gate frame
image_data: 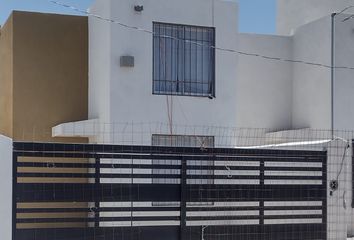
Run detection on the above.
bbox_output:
[12,142,327,240]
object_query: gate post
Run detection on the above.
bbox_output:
[260,157,265,226]
[12,152,17,240]
[180,157,187,240]
[259,157,265,240]
[94,157,100,228]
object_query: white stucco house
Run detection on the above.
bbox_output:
[2,0,354,239]
[50,0,354,239]
[52,0,354,143]
[53,0,238,147]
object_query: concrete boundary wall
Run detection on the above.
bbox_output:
[0,135,12,240]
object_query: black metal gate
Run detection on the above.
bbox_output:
[13,142,327,240]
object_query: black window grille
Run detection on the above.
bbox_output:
[153,22,215,97]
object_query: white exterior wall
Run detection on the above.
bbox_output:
[277,0,354,35]
[51,0,354,237]
[291,14,354,131]
[291,17,332,129]
[70,0,354,135]
[89,0,112,123]
[0,135,12,240]
[237,33,292,130]
[50,0,354,238]
[332,14,354,131]
[89,0,239,146]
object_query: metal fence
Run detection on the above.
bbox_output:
[13,142,327,240]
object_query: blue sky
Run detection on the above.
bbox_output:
[0,0,276,34]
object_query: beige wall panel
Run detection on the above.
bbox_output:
[0,15,13,137]
[17,202,89,209]
[17,202,92,229]
[1,12,91,231]
[17,177,91,184]
[17,212,89,219]
[11,11,88,143]
[18,167,91,174]
[18,156,89,164]
[16,222,88,229]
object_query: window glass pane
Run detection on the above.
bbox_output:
[202,44,211,84]
[153,22,215,97]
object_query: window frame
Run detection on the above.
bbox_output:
[152,21,216,98]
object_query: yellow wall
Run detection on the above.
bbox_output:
[0,11,88,143]
[0,12,91,229]
[0,14,13,138]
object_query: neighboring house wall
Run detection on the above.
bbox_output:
[237,33,292,130]
[277,0,354,35]
[89,0,239,146]
[0,11,89,143]
[0,12,91,231]
[0,15,13,138]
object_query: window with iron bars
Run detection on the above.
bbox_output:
[153,22,215,97]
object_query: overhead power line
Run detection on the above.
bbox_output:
[49,0,354,71]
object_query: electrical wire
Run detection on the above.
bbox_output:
[338,5,354,21]
[335,140,350,182]
[49,0,354,71]
[330,136,351,183]
[328,136,350,201]
[338,5,354,15]
[331,138,350,209]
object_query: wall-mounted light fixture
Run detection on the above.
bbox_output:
[134,5,144,12]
